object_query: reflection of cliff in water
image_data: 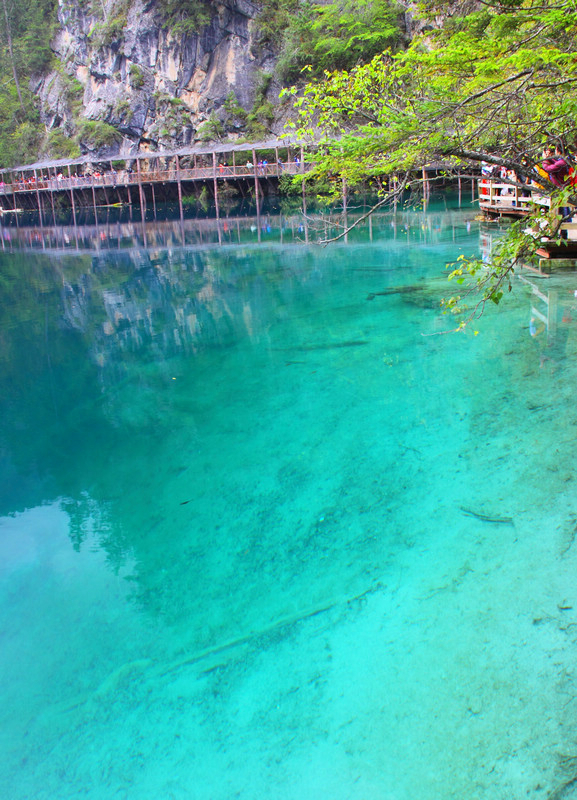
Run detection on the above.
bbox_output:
[53,205,476,389]
[0,203,480,634]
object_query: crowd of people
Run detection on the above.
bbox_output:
[480,144,576,228]
[481,143,576,195]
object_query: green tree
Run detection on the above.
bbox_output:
[158,0,210,35]
[0,0,57,166]
[285,0,577,326]
[260,0,406,82]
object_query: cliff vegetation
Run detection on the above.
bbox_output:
[0,0,408,168]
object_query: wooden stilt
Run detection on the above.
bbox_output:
[67,165,77,228]
[11,174,19,225]
[33,169,44,226]
[252,148,259,207]
[136,158,146,215]
[176,155,184,221]
[91,178,97,219]
[302,178,308,243]
[212,151,220,220]
[342,177,348,243]
[49,168,56,226]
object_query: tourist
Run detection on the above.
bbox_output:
[541,144,569,187]
[541,145,572,235]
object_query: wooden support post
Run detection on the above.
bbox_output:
[11,174,19,225]
[136,157,146,215]
[49,167,56,226]
[176,155,184,221]
[91,178,97,218]
[252,148,259,208]
[342,176,348,243]
[67,164,77,228]
[33,168,44,226]
[151,181,157,219]
[179,212,185,247]
[12,177,18,213]
[212,151,220,220]
[302,178,308,243]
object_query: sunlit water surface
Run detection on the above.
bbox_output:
[2,203,577,800]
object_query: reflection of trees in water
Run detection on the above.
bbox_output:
[0,245,338,624]
[0,209,479,631]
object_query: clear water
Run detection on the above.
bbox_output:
[2,201,577,800]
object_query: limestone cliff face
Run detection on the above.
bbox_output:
[34,0,281,156]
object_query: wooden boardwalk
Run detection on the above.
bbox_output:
[477,178,577,264]
[0,140,310,217]
[477,179,550,216]
[0,138,479,218]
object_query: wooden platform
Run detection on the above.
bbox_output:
[478,179,549,216]
[536,245,577,259]
[0,139,310,215]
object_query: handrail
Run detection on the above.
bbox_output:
[478,179,550,209]
[0,161,310,195]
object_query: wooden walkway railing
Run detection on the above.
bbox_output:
[0,161,308,197]
[478,179,550,215]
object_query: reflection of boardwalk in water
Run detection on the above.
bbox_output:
[0,212,311,254]
[0,205,479,255]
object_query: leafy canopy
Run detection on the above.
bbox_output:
[259,0,406,82]
[284,0,577,324]
[0,0,57,167]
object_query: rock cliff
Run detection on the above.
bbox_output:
[34,0,283,157]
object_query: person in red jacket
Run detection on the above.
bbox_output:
[541,145,570,187]
[541,145,572,235]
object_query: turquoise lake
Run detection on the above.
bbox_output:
[2,200,577,799]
